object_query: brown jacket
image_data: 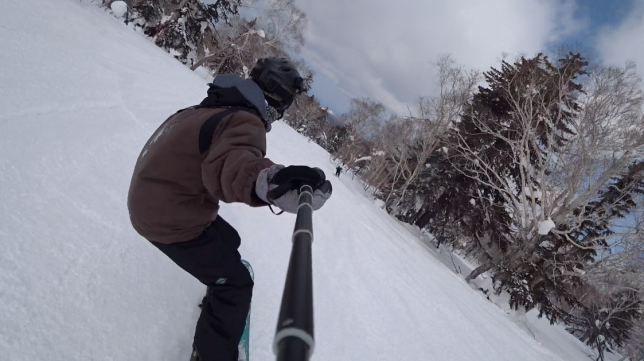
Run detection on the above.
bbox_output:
[128,107,274,244]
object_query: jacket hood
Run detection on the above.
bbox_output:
[209,74,267,119]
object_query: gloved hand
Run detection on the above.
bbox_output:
[255,165,332,213]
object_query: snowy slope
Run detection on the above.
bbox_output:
[0,1,605,360]
[412,233,619,361]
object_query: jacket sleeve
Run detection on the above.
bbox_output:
[202,111,275,206]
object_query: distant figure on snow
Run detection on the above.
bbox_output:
[127,58,332,361]
[335,165,343,177]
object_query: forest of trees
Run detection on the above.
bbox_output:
[331,55,644,361]
[101,1,643,359]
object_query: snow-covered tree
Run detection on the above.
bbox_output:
[364,57,479,215]
[424,53,644,355]
[283,93,327,139]
[565,284,642,361]
[190,0,308,77]
[123,0,241,66]
[252,0,307,53]
[334,98,387,171]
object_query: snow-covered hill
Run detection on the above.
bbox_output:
[0,1,614,360]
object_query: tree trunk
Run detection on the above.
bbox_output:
[465,262,494,282]
[191,54,215,71]
[414,208,434,229]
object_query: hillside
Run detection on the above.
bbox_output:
[0,1,615,360]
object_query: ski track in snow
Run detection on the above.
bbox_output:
[0,1,614,360]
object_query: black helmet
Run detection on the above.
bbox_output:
[250,57,305,113]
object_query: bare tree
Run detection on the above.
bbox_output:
[587,216,644,360]
[620,316,644,361]
[367,57,479,211]
[364,116,413,196]
[283,93,326,136]
[335,97,387,170]
[190,17,266,74]
[566,286,642,361]
[252,0,307,53]
[191,0,307,72]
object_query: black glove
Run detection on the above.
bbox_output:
[255,165,333,213]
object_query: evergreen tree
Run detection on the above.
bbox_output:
[425,54,644,356]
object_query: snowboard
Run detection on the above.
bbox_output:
[192,259,254,361]
[238,259,254,361]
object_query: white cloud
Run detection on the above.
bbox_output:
[294,0,584,114]
[597,2,644,75]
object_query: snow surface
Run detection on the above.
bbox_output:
[193,65,213,81]
[110,1,127,18]
[413,234,620,361]
[373,199,387,210]
[538,219,556,235]
[0,1,611,360]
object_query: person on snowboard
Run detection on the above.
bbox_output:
[127,57,332,361]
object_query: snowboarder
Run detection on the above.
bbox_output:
[127,58,332,361]
[335,165,342,177]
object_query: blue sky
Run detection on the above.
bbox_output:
[584,0,634,29]
[292,0,644,115]
[553,0,635,54]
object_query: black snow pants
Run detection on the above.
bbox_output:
[151,216,253,361]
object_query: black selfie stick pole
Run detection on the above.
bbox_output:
[273,184,315,361]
